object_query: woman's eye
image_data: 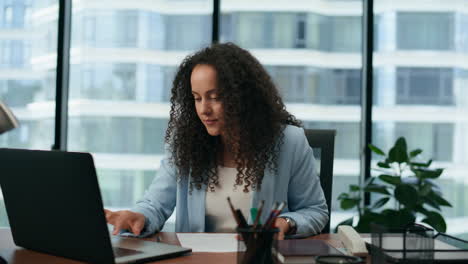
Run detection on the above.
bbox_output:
[194,98,201,101]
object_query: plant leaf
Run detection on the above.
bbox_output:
[422,196,441,210]
[381,209,416,229]
[419,184,432,196]
[372,197,390,209]
[340,198,360,210]
[415,168,443,179]
[364,184,391,195]
[355,211,385,233]
[379,175,401,185]
[388,137,409,163]
[377,162,391,168]
[422,211,447,232]
[414,205,430,215]
[337,193,349,200]
[411,162,430,168]
[368,144,386,156]
[350,184,360,192]
[409,149,422,158]
[428,191,452,207]
[394,184,418,208]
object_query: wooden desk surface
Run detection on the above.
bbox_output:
[0,228,353,264]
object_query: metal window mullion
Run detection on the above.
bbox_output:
[53,0,72,151]
[212,0,220,43]
[361,0,374,206]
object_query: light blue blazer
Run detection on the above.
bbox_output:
[131,125,329,237]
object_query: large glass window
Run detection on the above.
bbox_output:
[374,0,468,238]
[0,0,58,227]
[222,0,363,229]
[67,1,212,224]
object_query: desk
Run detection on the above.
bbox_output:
[0,228,355,264]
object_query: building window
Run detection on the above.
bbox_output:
[84,16,96,44]
[397,67,454,105]
[329,69,361,104]
[295,14,307,48]
[112,63,136,99]
[327,16,361,52]
[165,15,211,50]
[116,10,139,47]
[3,5,13,27]
[395,123,453,162]
[397,12,454,50]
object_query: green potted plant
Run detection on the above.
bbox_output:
[337,137,452,233]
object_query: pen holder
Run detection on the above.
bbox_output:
[236,226,279,264]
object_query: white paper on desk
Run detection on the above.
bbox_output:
[177,233,238,252]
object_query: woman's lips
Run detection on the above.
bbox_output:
[204,120,217,125]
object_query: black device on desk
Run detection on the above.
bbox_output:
[0,148,191,264]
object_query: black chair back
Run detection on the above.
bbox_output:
[304,129,336,234]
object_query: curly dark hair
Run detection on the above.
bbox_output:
[165,42,301,192]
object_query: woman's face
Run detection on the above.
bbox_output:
[191,64,225,138]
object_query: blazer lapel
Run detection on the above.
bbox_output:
[251,169,276,225]
[187,177,206,232]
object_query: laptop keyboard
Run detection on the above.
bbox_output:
[113,247,144,258]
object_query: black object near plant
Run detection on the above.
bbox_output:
[337,137,452,233]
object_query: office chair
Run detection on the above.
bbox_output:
[304,128,336,234]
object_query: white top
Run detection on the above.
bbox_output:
[205,166,252,232]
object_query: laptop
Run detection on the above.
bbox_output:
[0,148,191,264]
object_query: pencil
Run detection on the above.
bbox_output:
[266,201,287,229]
[252,200,265,230]
[264,202,279,229]
[227,197,241,226]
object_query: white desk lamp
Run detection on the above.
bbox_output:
[0,101,19,135]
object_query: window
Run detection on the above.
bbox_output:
[3,5,13,27]
[222,0,363,230]
[116,10,139,47]
[295,14,307,48]
[67,0,212,215]
[1,0,57,227]
[397,12,454,50]
[327,16,361,52]
[395,123,453,162]
[83,16,96,44]
[165,15,211,50]
[396,67,453,105]
[327,69,361,104]
[374,0,467,238]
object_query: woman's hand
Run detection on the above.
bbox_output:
[104,209,146,236]
[274,218,290,240]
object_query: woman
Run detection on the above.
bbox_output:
[105,43,328,239]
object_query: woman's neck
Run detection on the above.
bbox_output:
[221,148,237,168]
[219,139,237,168]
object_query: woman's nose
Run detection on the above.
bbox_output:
[200,100,212,115]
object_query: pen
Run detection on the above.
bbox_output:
[236,209,248,228]
[263,202,279,229]
[252,200,265,230]
[266,201,286,229]
[227,197,241,226]
[250,208,258,224]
